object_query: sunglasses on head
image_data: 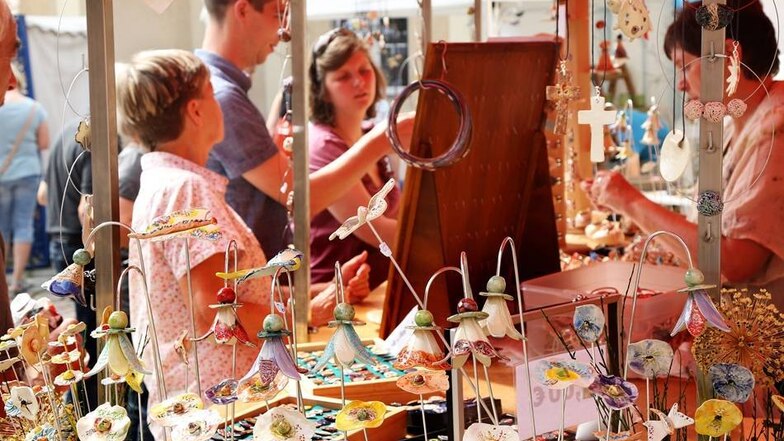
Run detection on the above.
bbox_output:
[312,27,353,59]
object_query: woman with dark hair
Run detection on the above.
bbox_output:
[583,0,784,308]
[308,28,407,292]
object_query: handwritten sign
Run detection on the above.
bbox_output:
[515,349,601,439]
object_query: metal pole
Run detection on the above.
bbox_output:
[85,0,120,400]
[421,0,432,48]
[473,0,482,42]
[290,0,310,340]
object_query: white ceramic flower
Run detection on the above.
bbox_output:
[253,406,317,441]
[170,409,222,441]
[478,275,522,340]
[76,403,131,441]
[9,386,38,420]
[463,422,519,441]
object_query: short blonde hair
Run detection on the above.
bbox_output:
[116,49,209,150]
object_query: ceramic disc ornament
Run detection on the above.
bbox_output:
[659,130,691,182]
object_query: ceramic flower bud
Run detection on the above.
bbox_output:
[588,374,639,410]
[394,309,450,371]
[76,403,132,441]
[709,363,755,403]
[396,370,450,395]
[335,401,387,431]
[671,268,730,337]
[478,275,522,340]
[694,399,742,437]
[150,393,204,427]
[204,379,239,405]
[573,304,605,343]
[312,303,377,372]
[448,297,506,370]
[627,339,673,379]
[240,314,302,391]
[85,310,151,378]
[41,262,87,306]
[170,409,222,441]
[192,286,254,346]
[463,423,519,441]
[253,406,317,441]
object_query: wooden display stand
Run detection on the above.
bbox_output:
[383,40,562,336]
[221,395,408,441]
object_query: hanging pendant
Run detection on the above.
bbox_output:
[726,43,741,97]
[659,130,691,183]
[578,88,616,163]
[546,61,581,136]
[75,119,91,151]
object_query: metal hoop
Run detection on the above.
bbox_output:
[386,79,472,171]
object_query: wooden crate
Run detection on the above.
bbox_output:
[225,394,408,441]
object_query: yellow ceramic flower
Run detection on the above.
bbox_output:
[335,401,386,432]
[773,395,784,412]
[694,399,742,437]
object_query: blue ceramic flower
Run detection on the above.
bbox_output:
[709,363,755,403]
[573,304,605,342]
[588,375,639,410]
[627,339,673,379]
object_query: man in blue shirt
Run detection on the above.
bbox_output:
[198,0,412,258]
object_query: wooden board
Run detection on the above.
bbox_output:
[383,40,562,336]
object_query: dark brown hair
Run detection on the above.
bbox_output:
[664,0,779,79]
[116,50,209,150]
[308,28,387,126]
[203,0,273,23]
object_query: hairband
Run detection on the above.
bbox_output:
[683,98,747,122]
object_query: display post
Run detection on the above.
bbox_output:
[85,0,120,399]
[291,0,311,340]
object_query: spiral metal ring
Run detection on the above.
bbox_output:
[386,79,472,171]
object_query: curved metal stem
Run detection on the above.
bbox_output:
[334,261,346,304]
[424,266,461,310]
[84,220,167,400]
[183,237,202,396]
[623,231,693,380]
[224,240,239,291]
[497,236,536,438]
[366,220,425,309]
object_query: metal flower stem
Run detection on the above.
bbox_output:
[472,356,482,424]
[340,364,348,441]
[38,356,64,441]
[85,221,167,400]
[645,377,650,420]
[63,333,90,415]
[274,268,304,414]
[497,237,537,438]
[623,230,694,380]
[182,236,202,396]
[419,394,429,441]
[225,240,239,441]
[559,389,566,441]
[426,265,499,426]
[604,410,612,441]
[482,365,499,425]
[365,221,425,309]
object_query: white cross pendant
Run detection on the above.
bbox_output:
[578,93,616,163]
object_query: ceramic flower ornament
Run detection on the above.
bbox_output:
[204,378,239,405]
[238,372,289,403]
[573,304,605,343]
[478,275,522,340]
[671,267,730,337]
[76,403,132,441]
[192,286,253,346]
[396,370,450,395]
[20,324,46,366]
[335,400,387,431]
[85,310,150,378]
[643,403,694,441]
[709,363,755,403]
[773,395,784,412]
[330,178,396,241]
[533,359,594,390]
[253,406,317,441]
[150,393,204,427]
[170,409,222,441]
[9,386,38,420]
[627,339,674,379]
[216,248,303,282]
[127,208,219,241]
[241,313,302,388]
[394,309,450,371]
[312,303,376,372]
[25,425,57,441]
[588,375,639,410]
[463,423,519,441]
[694,399,742,437]
[41,262,87,306]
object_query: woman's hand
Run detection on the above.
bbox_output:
[580,170,640,215]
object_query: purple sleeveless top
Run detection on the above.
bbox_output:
[308,123,399,288]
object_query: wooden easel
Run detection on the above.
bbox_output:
[381,40,562,336]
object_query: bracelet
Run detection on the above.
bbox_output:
[386,79,473,171]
